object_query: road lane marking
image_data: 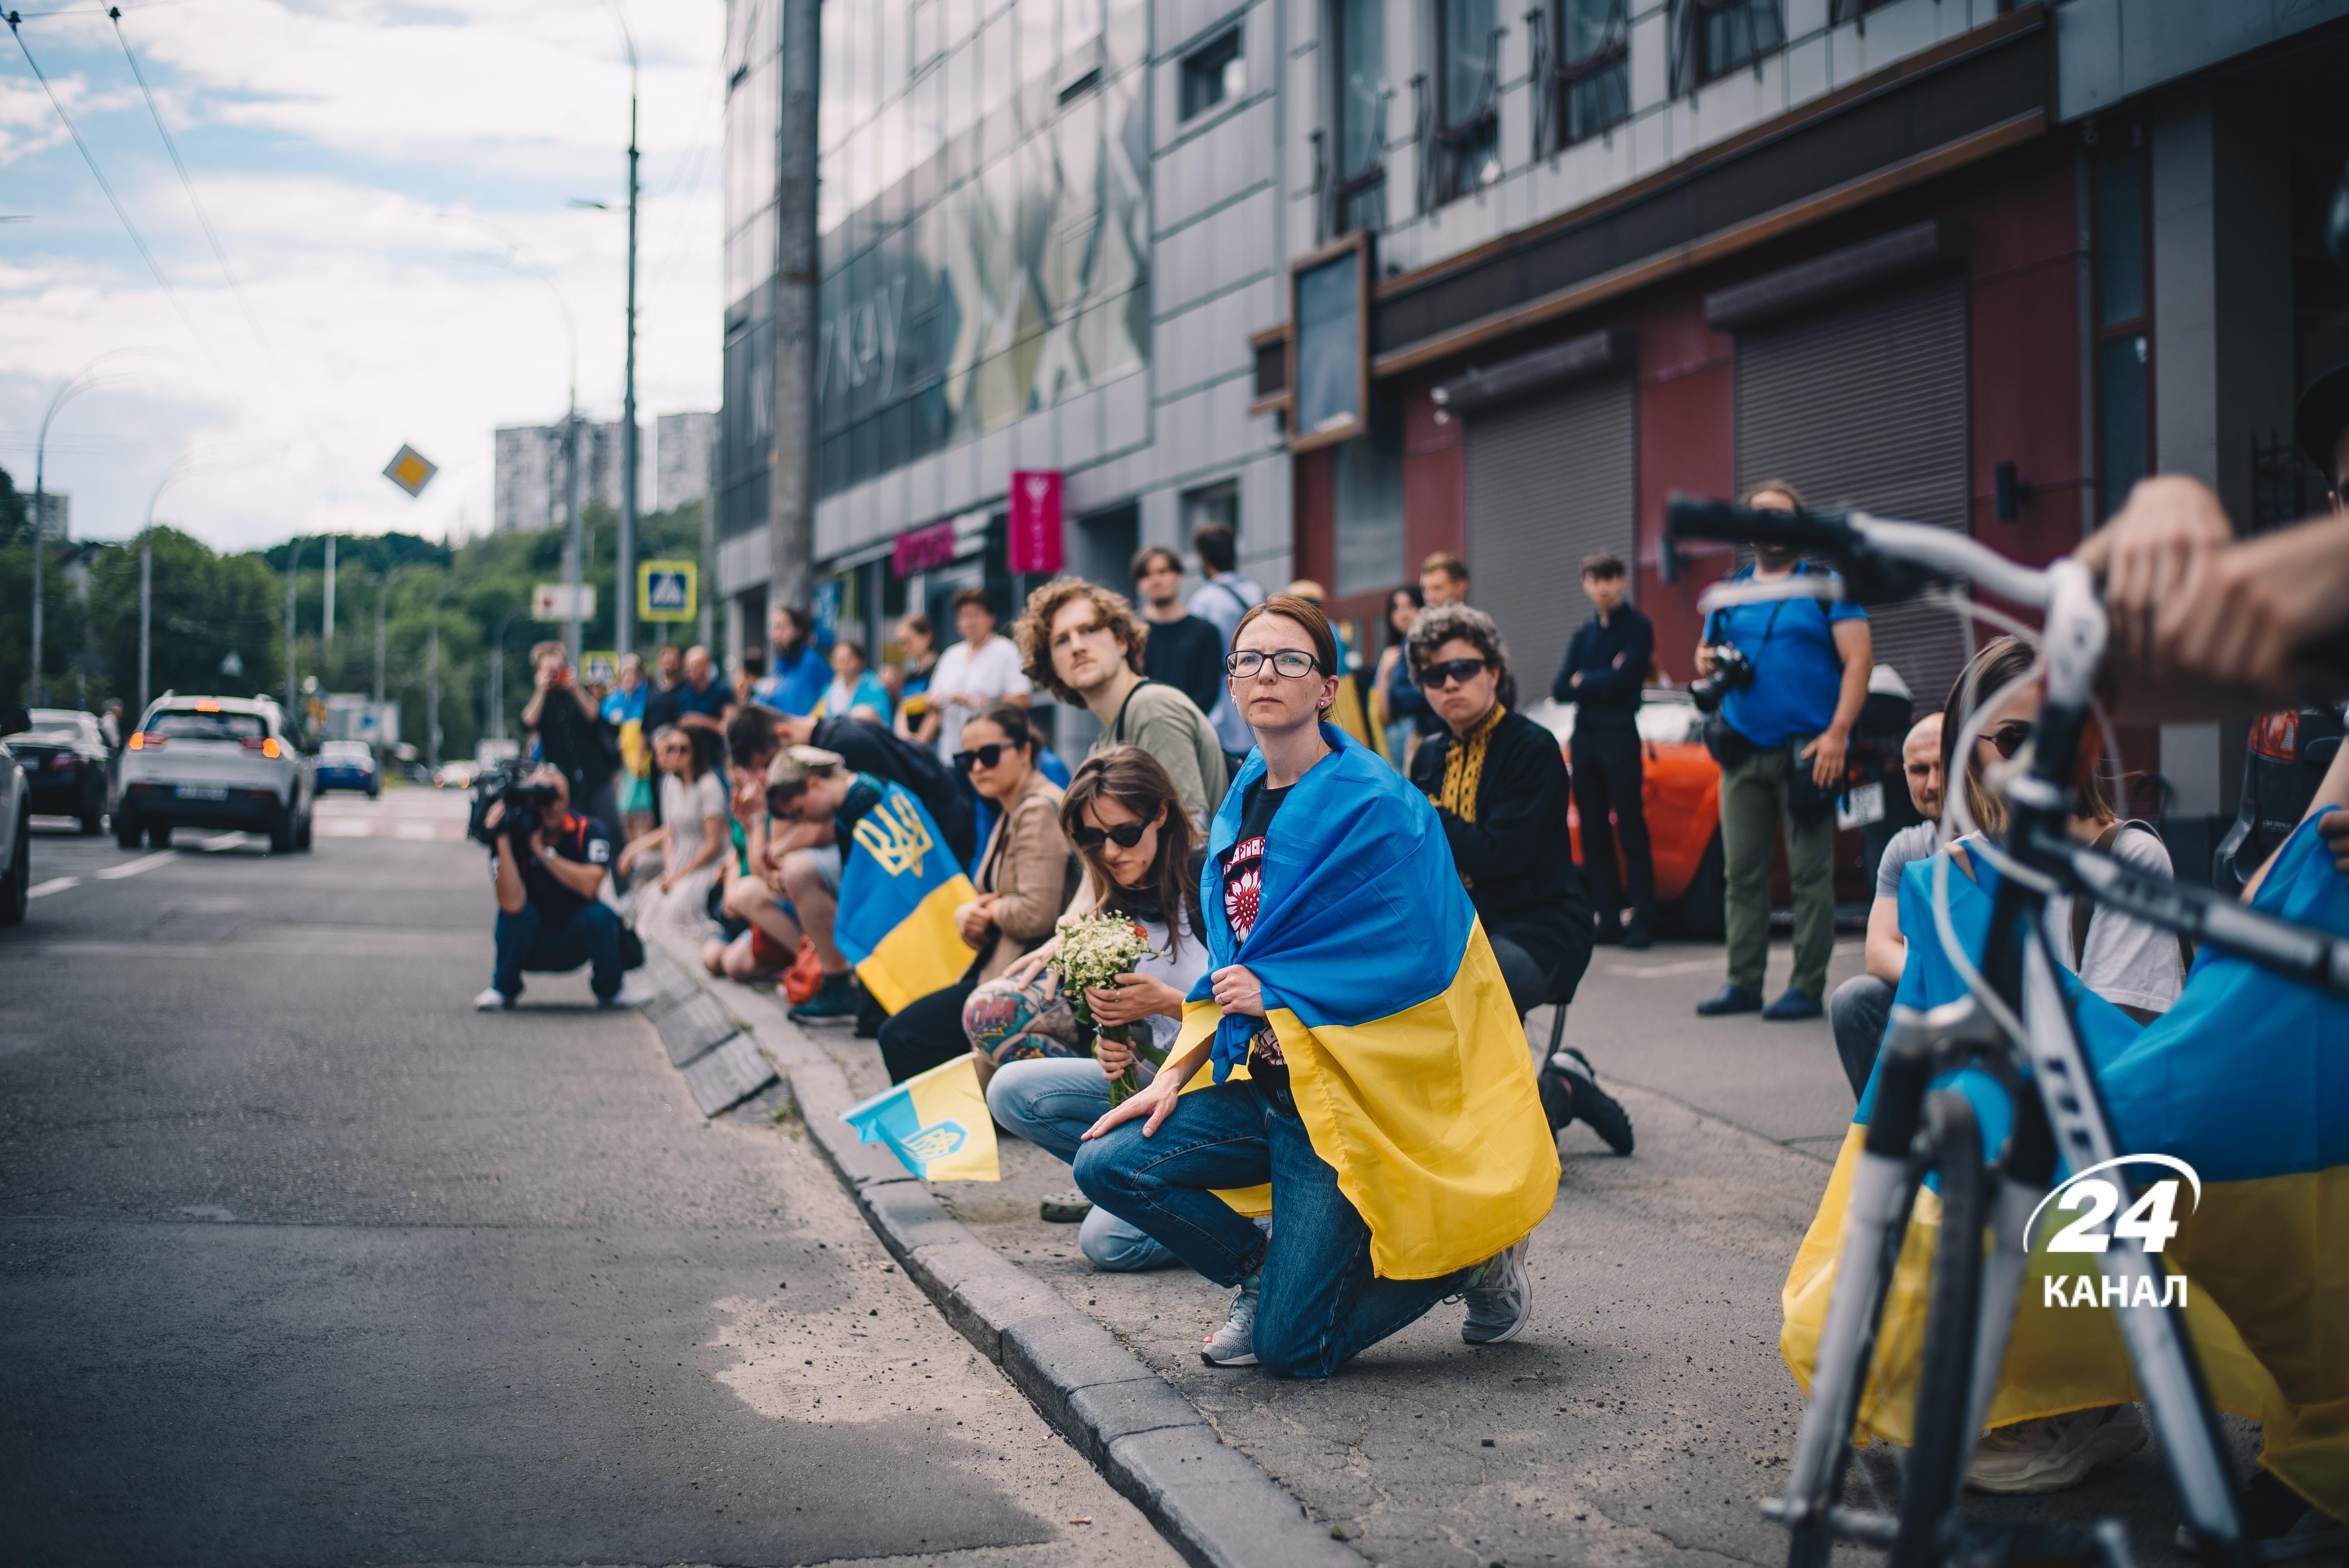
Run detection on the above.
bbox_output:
[95,852,178,880]
[27,877,79,899]
[316,819,374,836]
[395,821,440,840]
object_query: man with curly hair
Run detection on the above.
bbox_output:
[1014,577,1228,827]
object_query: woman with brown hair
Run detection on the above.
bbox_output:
[1073,594,1561,1374]
[977,746,1215,1272]
[873,702,1077,1083]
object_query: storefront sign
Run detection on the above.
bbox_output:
[1007,471,1064,574]
[892,520,959,576]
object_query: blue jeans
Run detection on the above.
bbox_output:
[492,899,624,1002]
[986,1058,1174,1272]
[1073,1081,1472,1378]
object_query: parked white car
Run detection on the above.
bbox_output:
[117,696,316,853]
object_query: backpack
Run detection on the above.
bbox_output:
[2069,820,2196,980]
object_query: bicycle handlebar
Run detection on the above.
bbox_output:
[1665,496,2052,609]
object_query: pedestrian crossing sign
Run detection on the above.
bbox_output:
[638,560,697,622]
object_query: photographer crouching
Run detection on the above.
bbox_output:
[1690,480,1872,1022]
[471,764,652,1011]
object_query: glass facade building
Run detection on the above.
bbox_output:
[719,0,1153,550]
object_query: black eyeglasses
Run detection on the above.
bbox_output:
[1978,720,2033,761]
[952,743,1012,772]
[1417,656,1492,689]
[1224,649,1322,679]
[1070,820,1150,851]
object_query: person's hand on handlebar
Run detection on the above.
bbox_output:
[2080,476,2232,676]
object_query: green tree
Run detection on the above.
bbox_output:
[0,464,91,705]
[87,530,282,710]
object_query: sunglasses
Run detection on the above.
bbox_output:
[1224,649,1322,679]
[952,743,1014,771]
[1070,819,1151,851]
[1978,720,2033,761]
[1417,656,1492,689]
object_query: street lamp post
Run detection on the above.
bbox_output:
[32,365,112,706]
[283,538,303,719]
[487,609,524,742]
[425,582,453,771]
[140,448,204,717]
[576,3,640,668]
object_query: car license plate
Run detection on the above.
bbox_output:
[176,785,229,801]
[1837,780,1886,830]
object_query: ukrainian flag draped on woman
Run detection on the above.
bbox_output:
[1781,817,2349,1520]
[1171,723,1558,1281]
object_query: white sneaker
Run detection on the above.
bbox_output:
[601,981,656,1009]
[473,987,515,1011]
[1461,1234,1535,1345]
[1200,1273,1262,1367]
[1966,1405,2146,1494]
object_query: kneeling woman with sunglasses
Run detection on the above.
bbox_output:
[977,747,1214,1272]
[874,704,1079,1083]
[1073,595,1561,1375]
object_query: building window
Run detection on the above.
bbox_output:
[1180,27,1244,120]
[1435,0,1501,202]
[1552,0,1628,147]
[1329,0,1388,236]
[1827,0,1895,22]
[1332,438,1405,597]
[1675,0,1781,87]
[1180,479,1240,555]
[2093,127,2153,520]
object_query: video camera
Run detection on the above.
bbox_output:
[466,765,564,849]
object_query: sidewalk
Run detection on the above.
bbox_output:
[669,932,2232,1567]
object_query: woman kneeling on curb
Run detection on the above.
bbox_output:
[1072,594,1561,1375]
[980,746,1214,1272]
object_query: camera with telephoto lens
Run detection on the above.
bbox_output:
[466,765,564,849]
[1689,645,1756,715]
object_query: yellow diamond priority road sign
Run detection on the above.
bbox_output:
[382,444,438,497]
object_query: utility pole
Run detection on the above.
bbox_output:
[138,533,151,715]
[619,22,641,669]
[768,0,820,622]
[283,538,302,717]
[565,414,584,667]
[322,534,335,666]
[427,606,440,770]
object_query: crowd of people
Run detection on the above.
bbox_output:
[461,446,2349,1543]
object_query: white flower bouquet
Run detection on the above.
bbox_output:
[1046,911,1160,1104]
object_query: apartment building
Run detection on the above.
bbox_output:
[1243,0,2348,825]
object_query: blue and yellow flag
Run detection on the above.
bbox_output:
[842,1054,999,1181]
[1782,817,2349,1520]
[1170,723,1559,1281]
[833,776,979,1014]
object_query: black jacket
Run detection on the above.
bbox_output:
[810,716,977,866]
[1141,613,1228,718]
[1551,604,1654,723]
[1410,708,1592,991]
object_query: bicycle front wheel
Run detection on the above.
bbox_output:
[1891,1089,1987,1568]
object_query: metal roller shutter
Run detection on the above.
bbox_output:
[1464,375,1636,700]
[1734,274,1973,714]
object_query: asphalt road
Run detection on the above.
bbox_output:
[0,791,1173,1568]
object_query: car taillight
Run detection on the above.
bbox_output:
[242,737,282,757]
[50,754,76,771]
[2249,710,2299,763]
[129,731,159,751]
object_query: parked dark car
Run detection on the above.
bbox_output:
[14,708,110,835]
[2212,702,2345,894]
[315,740,381,798]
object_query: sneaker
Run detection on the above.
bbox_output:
[1762,986,1824,1021]
[1696,983,1764,1016]
[1201,1273,1262,1366]
[1592,916,1626,946]
[1966,1406,2146,1495]
[473,986,516,1011]
[599,981,656,1009]
[1547,1047,1635,1156]
[1460,1235,1535,1345]
[789,970,861,1026]
[1621,915,1652,951]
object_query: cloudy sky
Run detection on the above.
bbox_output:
[2,0,725,553]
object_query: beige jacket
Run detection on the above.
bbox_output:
[970,771,1076,980]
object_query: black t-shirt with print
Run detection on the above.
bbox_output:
[501,811,613,929]
[1220,779,1294,1097]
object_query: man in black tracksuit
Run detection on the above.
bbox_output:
[1552,552,1656,949]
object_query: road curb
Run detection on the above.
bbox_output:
[644,931,1360,1568]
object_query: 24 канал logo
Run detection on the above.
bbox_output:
[2029,1154,2201,1310]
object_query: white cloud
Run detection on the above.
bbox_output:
[0,0,725,554]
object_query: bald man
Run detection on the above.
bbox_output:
[1827,713,1945,1099]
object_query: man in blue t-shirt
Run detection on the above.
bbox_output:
[751,604,831,717]
[1692,484,1873,1023]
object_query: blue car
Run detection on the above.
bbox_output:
[315,740,380,798]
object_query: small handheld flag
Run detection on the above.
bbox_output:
[842,1055,999,1181]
